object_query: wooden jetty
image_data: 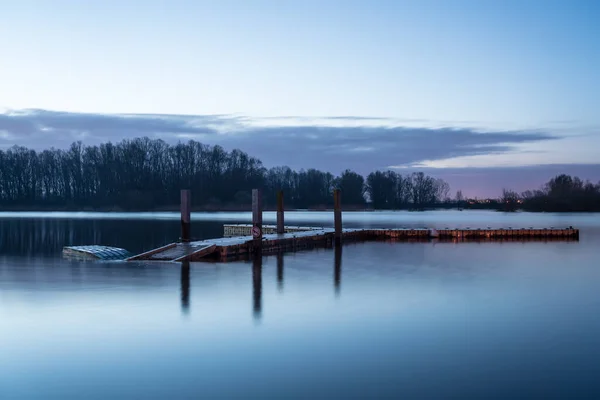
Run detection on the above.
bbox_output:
[127,226,580,263]
[223,224,580,240]
[67,188,579,263]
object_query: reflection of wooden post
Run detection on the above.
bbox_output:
[334,245,342,295]
[252,254,262,320]
[252,189,263,251]
[333,189,342,247]
[181,189,191,242]
[277,252,284,291]
[181,261,190,313]
[276,190,285,235]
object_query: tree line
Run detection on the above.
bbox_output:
[0,138,452,211]
[1,138,597,212]
[500,174,600,212]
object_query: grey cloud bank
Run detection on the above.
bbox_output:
[0,109,597,197]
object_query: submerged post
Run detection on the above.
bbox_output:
[333,189,342,246]
[252,189,263,250]
[277,190,285,235]
[181,189,191,242]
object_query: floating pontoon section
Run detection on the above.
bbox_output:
[62,245,132,261]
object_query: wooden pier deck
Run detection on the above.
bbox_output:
[127,226,580,263]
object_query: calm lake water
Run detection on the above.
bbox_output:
[1,210,600,399]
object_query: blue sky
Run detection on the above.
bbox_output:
[1,0,599,196]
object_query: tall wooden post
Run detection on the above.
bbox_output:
[333,189,342,247]
[252,189,263,250]
[251,189,263,319]
[276,190,285,235]
[181,189,191,242]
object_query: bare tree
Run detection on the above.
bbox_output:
[410,172,437,209]
[435,179,450,202]
[455,190,464,202]
[501,188,520,212]
[396,173,413,207]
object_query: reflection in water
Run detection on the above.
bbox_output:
[181,261,190,314]
[0,211,593,260]
[277,252,284,292]
[0,217,226,258]
[3,216,600,399]
[334,245,342,295]
[252,254,262,320]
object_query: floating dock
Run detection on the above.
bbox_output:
[63,245,132,261]
[127,226,580,263]
[63,190,581,263]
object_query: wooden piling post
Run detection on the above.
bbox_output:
[333,189,342,246]
[252,189,263,250]
[277,190,285,235]
[181,189,191,242]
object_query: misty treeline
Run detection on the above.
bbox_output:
[0,138,451,210]
[500,175,600,212]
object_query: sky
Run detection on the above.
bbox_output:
[1,0,599,197]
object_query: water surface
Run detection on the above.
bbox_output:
[1,211,599,399]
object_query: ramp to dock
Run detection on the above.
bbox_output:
[127,242,217,262]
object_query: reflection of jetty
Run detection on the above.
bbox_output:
[122,189,580,263]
